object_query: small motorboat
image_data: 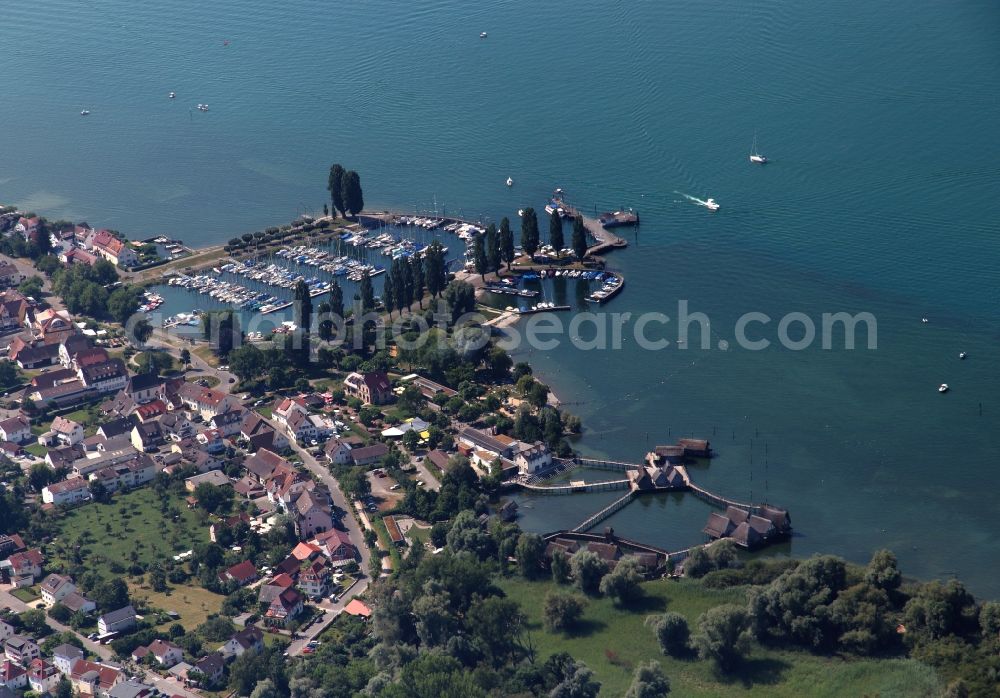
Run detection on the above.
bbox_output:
[517,209,524,217]
[168,92,176,99]
[704,198,720,211]
[80,110,90,116]
[506,177,514,187]
[480,31,488,38]
[938,383,949,393]
[921,317,928,323]
[196,104,210,112]
[959,352,967,360]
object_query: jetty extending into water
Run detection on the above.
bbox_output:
[513,444,792,554]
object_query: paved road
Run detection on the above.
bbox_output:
[283,433,373,656]
[147,328,238,387]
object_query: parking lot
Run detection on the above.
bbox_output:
[365,469,406,512]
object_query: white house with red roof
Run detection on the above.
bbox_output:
[177,383,235,421]
[90,230,138,267]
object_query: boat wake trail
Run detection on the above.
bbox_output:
[675,191,708,207]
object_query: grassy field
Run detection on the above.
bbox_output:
[128,582,224,631]
[500,577,942,698]
[48,488,207,572]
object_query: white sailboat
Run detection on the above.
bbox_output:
[749,132,768,164]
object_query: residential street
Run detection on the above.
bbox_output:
[1,586,201,698]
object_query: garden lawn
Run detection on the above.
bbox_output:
[48,488,207,573]
[500,577,941,698]
[128,582,224,631]
[11,586,40,603]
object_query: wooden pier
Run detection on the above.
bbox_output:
[558,203,629,256]
[572,491,635,532]
[519,478,631,495]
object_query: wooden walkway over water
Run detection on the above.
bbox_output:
[558,203,629,256]
[517,456,775,535]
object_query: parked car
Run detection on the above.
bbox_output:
[390,484,400,491]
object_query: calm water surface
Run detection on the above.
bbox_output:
[4,1,1000,592]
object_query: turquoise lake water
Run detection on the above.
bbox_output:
[4,0,1000,593]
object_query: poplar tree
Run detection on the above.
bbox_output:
[341,170,364,217]
[359,269,375,312]
[473,233,487,280]
[499,217,515,270]
[485,223,501,275]
[549,209,564,253]
[410,255,425,308]
[327,164,346,217]
[520,207,539,257]
[572,216,588,261]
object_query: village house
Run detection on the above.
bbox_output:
[196,427,225,453]
[30,369,80,393]
[324,437,353,465]
[158,412,194,441]
[1,660,26,690]
[3,635,40,665]
[0,535,25,559]
[60,247,98,266]
[15,216,41,242]
[58,335,98,368]
[33,308,75,337]
[39,573,76,607]
[0,415,31,445]
[177,383,235,421]
[89,453,156,493]
[0,295,29,333]
[131,639,183,668]
[2,548,44,584]
[297,559,331,599]
[513,441,553,475]
[130,421,163,452]
[90,230,138,267]
[193,652,225,687]
[79,358,129,394]
[107,679,156,698]
[272,396,309,427]
[258,573,295,606]
[348,442,389,467]
[51,644,83,676]
[283,409,317,443]
[184,470,231,492]
[218,627,264,660]
[28,378,95,409]
[0,621,12,645]
[240,412,287,452]
[290,489,333,540]
[60,591,96,615]
[311,528,358,566]
[134,399,167,423]
[265,587,303,627]
[0,263,24,289]
[244,448,290,484]
[124,373,163,404]
[457,426,517,460]
[218,559,257,587]
[343,371,392,405]
[42,416,85,447]
[208,408,245,437]
[70,659,122,696]
[27,658,60,694]
[97,605,136,636]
